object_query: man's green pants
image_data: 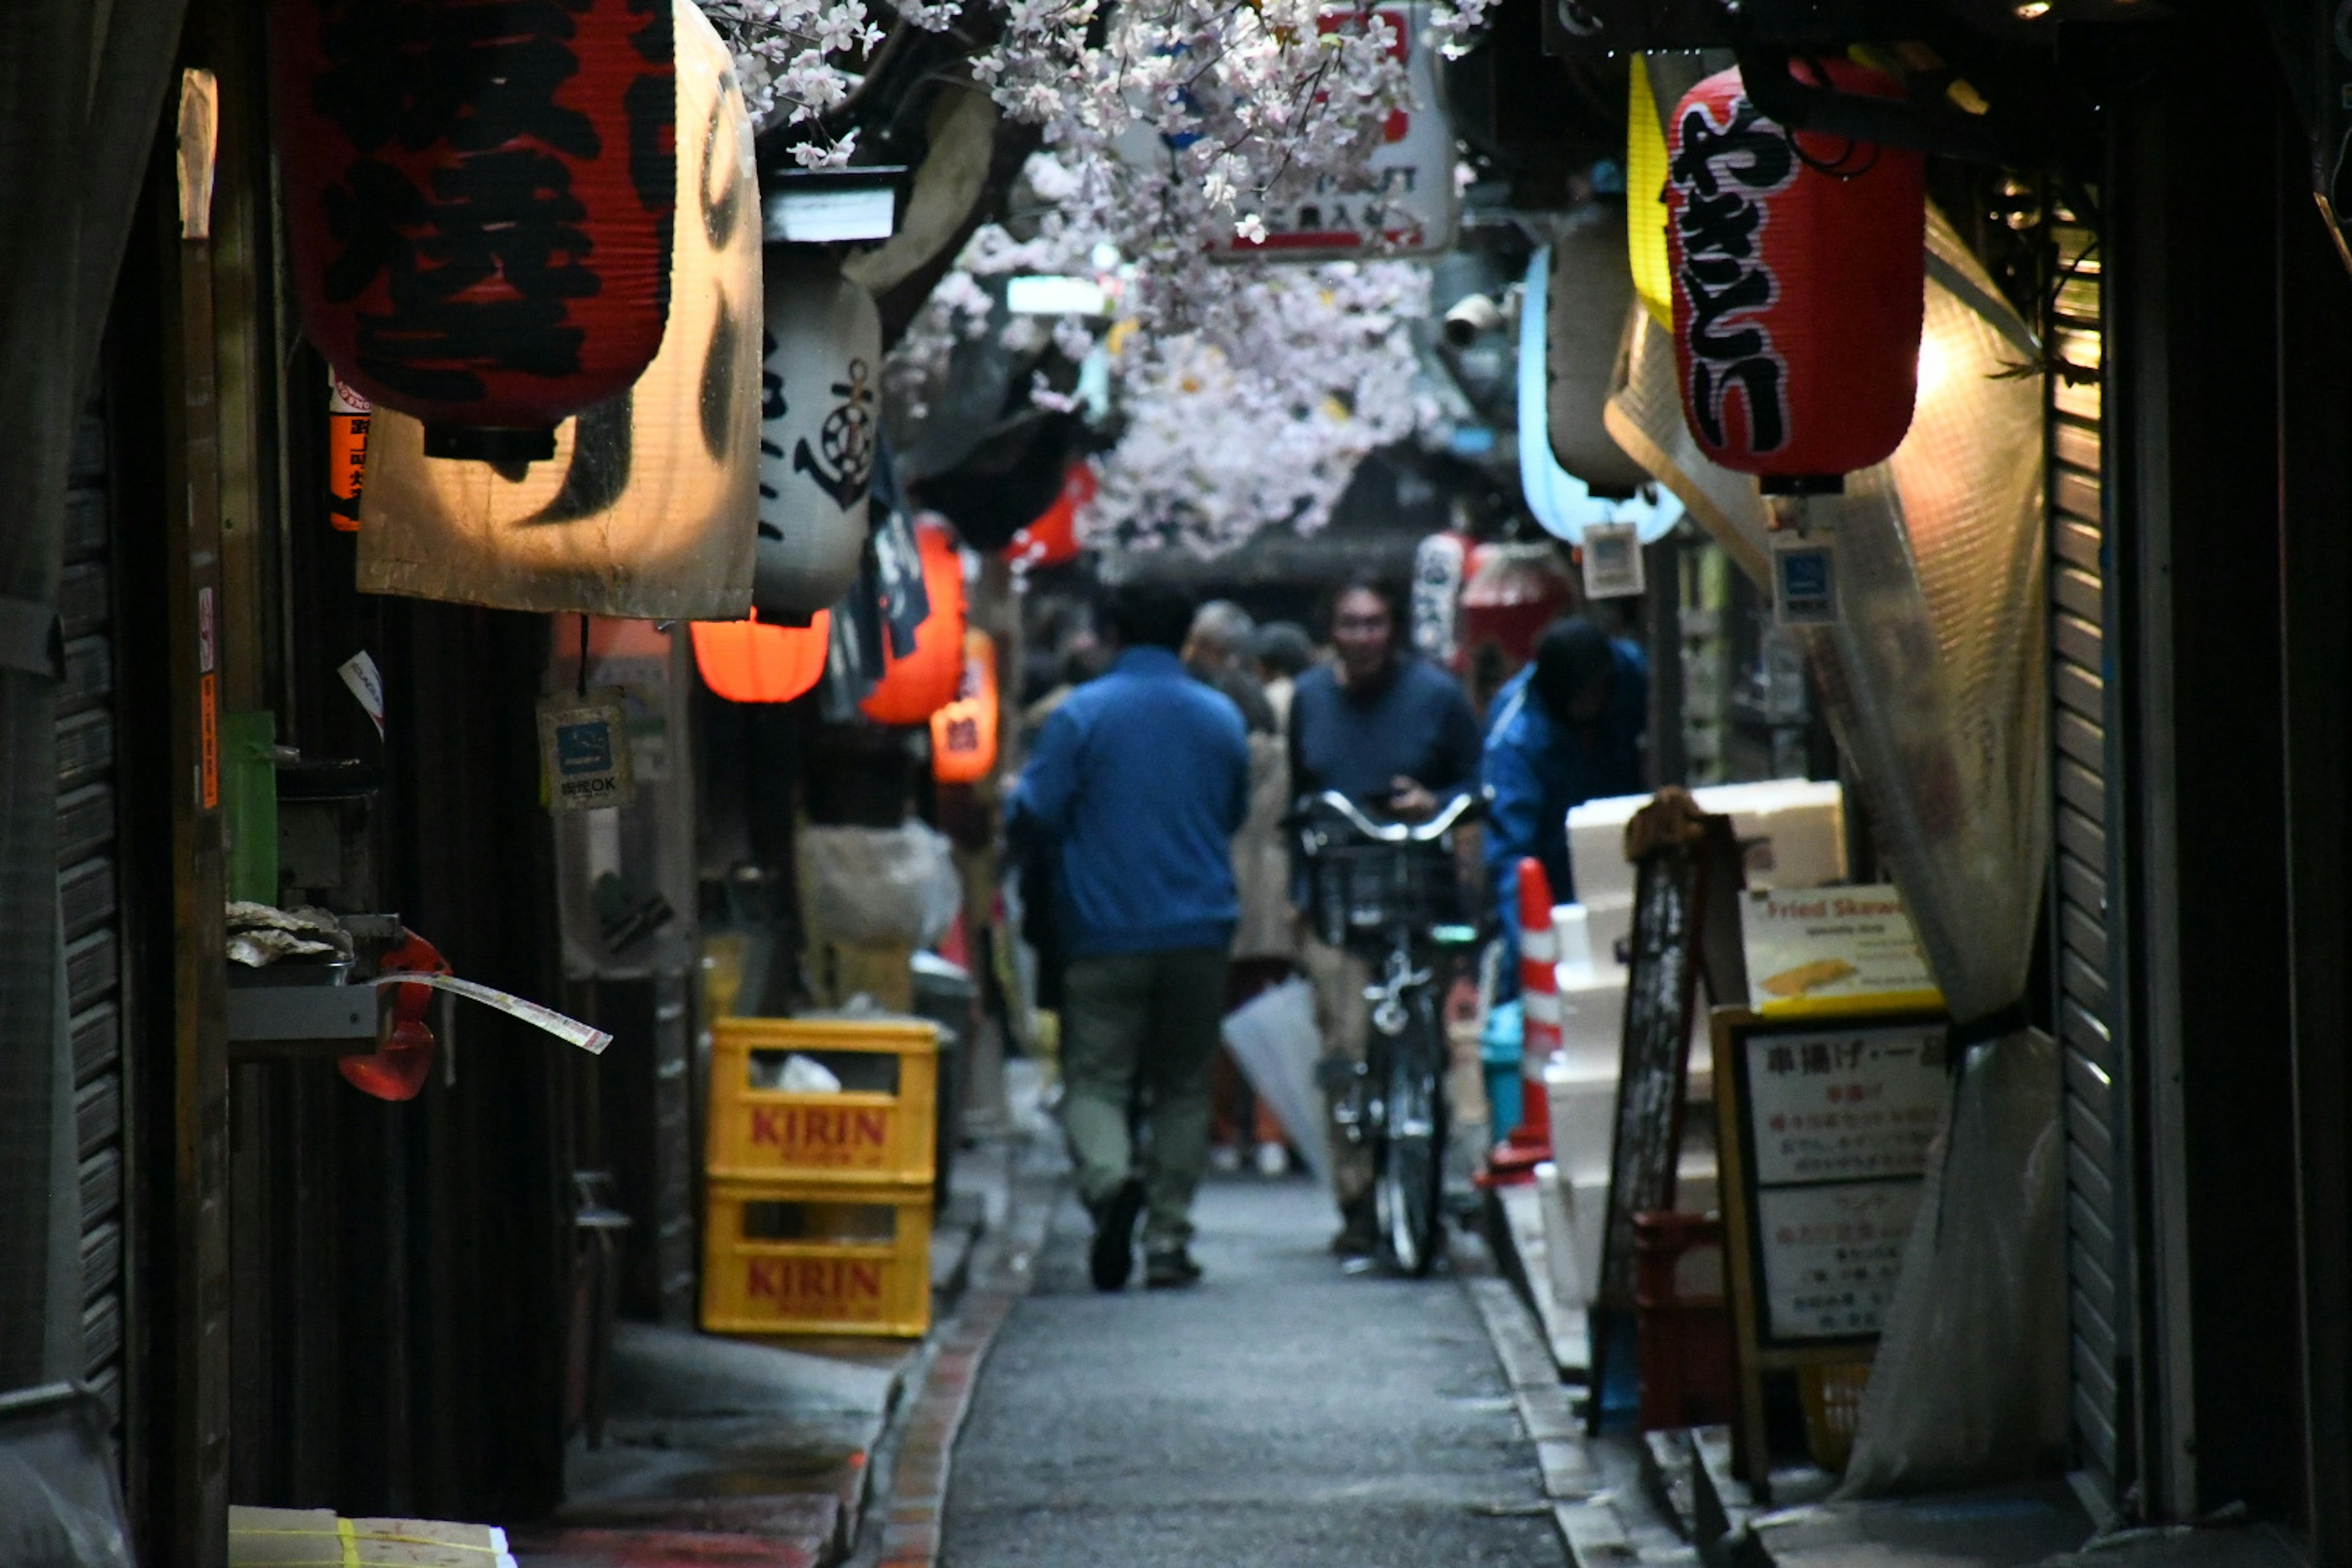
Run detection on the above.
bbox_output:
[1058,947,1228,1254]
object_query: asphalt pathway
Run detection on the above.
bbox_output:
[941,1174,1563,1567]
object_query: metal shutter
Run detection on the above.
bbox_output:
[2049,213,2132,1508]
[59,401,129,1425]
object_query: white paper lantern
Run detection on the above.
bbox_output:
[753,254,880,622]
[354,0,761,620]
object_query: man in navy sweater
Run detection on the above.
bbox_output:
[1008,581,1250,1291]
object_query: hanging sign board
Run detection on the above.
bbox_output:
[1580,520,1645,599]
[1185,5,1457,258]
[1741,884,1943,1018]
[538,693,636,813]
[1711,1007,1951,1487]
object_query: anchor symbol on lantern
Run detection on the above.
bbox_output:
[794,358,876,510]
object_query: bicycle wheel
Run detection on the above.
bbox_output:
[1374,993,1447,1277]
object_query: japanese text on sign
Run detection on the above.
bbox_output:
[1745,1024,1947,1186]
[1755,1181,1920,1340]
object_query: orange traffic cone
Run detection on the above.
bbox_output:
[1485,857,1558,1185]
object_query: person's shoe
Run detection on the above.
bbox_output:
[1144,1248,1204,1289]
[1088,1177,1145,1292]
[1330,1195,1378,1258]
[1208,1144,1243,1175]
[1254,1140,1289,1178]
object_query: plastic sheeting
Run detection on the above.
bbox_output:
[1609,212,2066,1491]
[1220,979,1331,1191]
[799,822,963,949]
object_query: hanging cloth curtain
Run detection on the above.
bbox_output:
[1610,210,2065,1492]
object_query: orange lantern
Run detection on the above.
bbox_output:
[692,611,832,704]
[930,630,1000,783]
[861,521,967,725]
[1005,462,1096,570]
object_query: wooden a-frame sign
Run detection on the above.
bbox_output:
[1586,793,1747,1433]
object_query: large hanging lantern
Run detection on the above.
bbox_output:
[275,0,677,459]
[755,255,879,621]
[859,521,967,725]
[1005,462,1096,571]
[1548,205,1653,497]
[353,0,758,620]
[1664,61,1924,484]
[692,611,831,703]
[930,631,1000,784]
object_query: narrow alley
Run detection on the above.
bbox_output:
[941,1177,1564,1568]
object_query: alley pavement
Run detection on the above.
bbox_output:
[941,1173,1564,1567]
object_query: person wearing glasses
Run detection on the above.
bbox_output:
[1286,577,1482,1258]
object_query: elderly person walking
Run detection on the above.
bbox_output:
[1008,581,1250,1291]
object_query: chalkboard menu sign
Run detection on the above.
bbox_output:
[1586,799,1746,1430]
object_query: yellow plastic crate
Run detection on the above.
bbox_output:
[1798,1361,1872,1472]
[707,1016,938,1186]
[701,1178,932,1338]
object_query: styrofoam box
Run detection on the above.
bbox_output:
[1582,899,1633,971]
[1536,1161,1588,1310]
[1566,778,1849,911]
[1544,1061,1619,1185]
[1553,968,1627,1076]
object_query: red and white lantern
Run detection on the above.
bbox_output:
[275,0,677,458]
[1664,61,1924,483]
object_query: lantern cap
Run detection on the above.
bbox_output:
[424,424,557,464]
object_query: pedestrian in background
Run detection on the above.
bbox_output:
[1186,601,1297,1177]
[1007,581,1250,1291]
[1482,613,1648,980]
[1251,621,1316,736]
[1287,578,1482,1257]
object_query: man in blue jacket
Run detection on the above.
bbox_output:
[1008,581,1250,1292]
[1482,614,1648,976]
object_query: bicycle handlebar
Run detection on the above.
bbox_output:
[1294,788,1480,845]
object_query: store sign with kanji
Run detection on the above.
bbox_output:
[1741,1022,1949,1341]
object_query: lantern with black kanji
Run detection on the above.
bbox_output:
[861,521,967,725]
[275,0,677,461]
[692,611,831,704]
[930,631,1000,783]
[1664,61,1924,484]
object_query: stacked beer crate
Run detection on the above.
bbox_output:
[701,1016,941,1338]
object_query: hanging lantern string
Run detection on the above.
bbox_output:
[1778,56,1882,181]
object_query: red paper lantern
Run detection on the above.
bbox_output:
[1005,462,1096,570]
[1665,61,1924,483]
[692,611,831,704]
[275,0,677,460]
[1460,542,1574,677]
[861,521,968,725]
[930,630,1000,783]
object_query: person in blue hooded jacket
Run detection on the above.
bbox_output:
[1482,615,1648,979]
[1007,580,1250,1294]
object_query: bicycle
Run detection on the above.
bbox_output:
[1294,790,1482,1276]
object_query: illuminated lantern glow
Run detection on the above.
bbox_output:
[1627,58,1675,330]
[860,520,968,726]
[275,0,677,458]
[930,630,1000,783]
[1005,462,1096,571]
[754,255,880,621]
[692,610,831,703]
[353,0,759,620]
[1665,61,1924,483]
